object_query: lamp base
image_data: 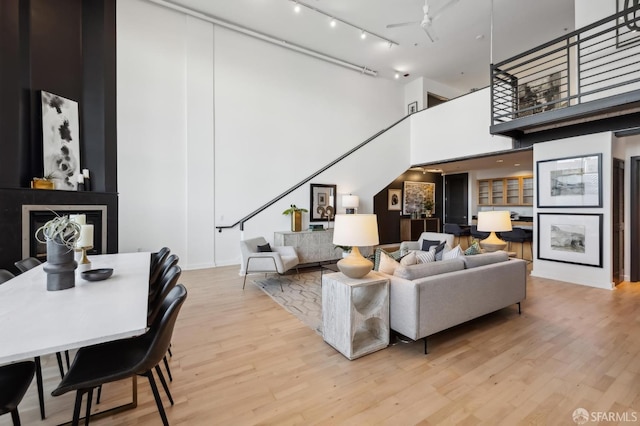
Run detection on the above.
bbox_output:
[480,231,507,252]
[337,247,373,279]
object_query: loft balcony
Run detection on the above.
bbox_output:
[490,4,640,139]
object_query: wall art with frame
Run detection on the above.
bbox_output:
[310,184,336,222]
[388,189,402,211]
[536,153,602,208]
[537,212,603,267]
[402,181,434,216]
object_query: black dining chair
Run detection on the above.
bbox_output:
[150,254,179,302]
[500,227,533,261]
[14,257,42,273]
[0,269,15,284]
[149,247,171,287]
[0,360,36,426]
[443,223,471,248]
[52,284,188,426]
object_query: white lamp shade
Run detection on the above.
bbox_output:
[342,195,360,209]
[333,214,379,247]
[477,210,512,232]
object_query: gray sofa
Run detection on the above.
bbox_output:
[379,245,527,353]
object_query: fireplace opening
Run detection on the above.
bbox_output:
[22,205,108,261]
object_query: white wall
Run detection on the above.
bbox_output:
[410,88,513,164]
[117,0,407,269]
[404,78,423,112]
[531,132,614,289]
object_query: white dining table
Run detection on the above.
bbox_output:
[0,252,150,365]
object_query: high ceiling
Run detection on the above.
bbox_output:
[165,0,575,93]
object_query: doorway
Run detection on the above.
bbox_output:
[613,158,624,284]
[444,173,469,225]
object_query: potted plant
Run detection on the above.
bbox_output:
[35,214,81,291]
[423,200,434,217]
[282,204,308,232]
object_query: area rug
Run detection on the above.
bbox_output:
[252,270,323,335]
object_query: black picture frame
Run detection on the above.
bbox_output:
[536,153,602,208]
[537,212,603,268]
[310,184,337,222]
[408,101,418,114]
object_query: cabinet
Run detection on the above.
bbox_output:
[400,218,440,241]
[322,272,389,360]
[274,229,340,264]
[477,176,533,206]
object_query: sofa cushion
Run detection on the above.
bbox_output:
[400,251,418,266]
[461,251,509,269]
[394,257,465,280]
[379,250,401,275]
[373,248,402,271]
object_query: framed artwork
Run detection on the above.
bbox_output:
[41,91,81,190]
[616,0,640,49]
[537,154,602,208]
[402,181,434,216]
[408,101,418,114]
[537,213,603,267]
[310,184,336,221]
[388,189,402,211]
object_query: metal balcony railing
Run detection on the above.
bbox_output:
[491,3,640,127]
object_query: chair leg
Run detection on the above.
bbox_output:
[56,352,65,378]
[96,385,102,404]
[11,409,20,426]
[163,355,173,382]
[65,350,71,369]
[145,371,170,426]
[34,356,45,420]
[242,273,248,290]
[72,390,84,426]
[155,365,174,405]
[84,388,94,426]
[168,343,173,357]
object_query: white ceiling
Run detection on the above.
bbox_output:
[166,0,575,92]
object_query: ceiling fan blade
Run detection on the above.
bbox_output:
[428,0,460,21]
[423,24,438,42]
[386,20,421,29]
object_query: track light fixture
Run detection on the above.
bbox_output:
[290,0,398,46]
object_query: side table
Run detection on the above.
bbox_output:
[321,271,389,360]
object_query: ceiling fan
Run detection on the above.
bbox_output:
[386,0,460,42]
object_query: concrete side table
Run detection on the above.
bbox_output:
[321,271,389,360]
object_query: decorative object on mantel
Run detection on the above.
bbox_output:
[333,214,379,278]
[282,204,308,232]
[31,177,55,190]
[82,169,91,191]
[310,184,337,222]
[41,90,81,191]
[309,224,324,231]
[35,214,81,291]
[477,210,512,252]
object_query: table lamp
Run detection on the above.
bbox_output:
[333,214,379,278]
[477,210,512,252]
[342,194,359,214]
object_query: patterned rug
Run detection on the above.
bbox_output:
[253,270,323,335]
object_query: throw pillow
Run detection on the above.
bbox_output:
[421,239,441,251]
[464,240,482,255]
[400,251,418,266]
[257,243,272,252]
[442,245,463,260]
[415,249,436,264]
[373,248,403,271]
[378,250,400,275]
[434,242,447,261]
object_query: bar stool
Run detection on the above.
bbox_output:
[443,223,471,248]
[500,228,532,261]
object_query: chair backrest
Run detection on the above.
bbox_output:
[0,269,15,285]
[417,232,455,248]
[239,237,268,265]
[443,223,462,234]
[149,254,179,299]
[14,257,42,273]
[148,264,182,325]
[136,284,187,374]
[149,247,171,284]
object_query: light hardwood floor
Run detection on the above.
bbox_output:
[7,265,640,425]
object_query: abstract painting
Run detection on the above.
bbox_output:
[41,91,81,190]
[403,181,435,216]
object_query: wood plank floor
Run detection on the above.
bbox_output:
[7,264,640,425]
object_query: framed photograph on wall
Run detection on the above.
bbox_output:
[536,153,602,208]
[408,101,418,114]
[310,184,337,221]
[388,189,402,211]
[402,181,434,216]
[537,213,603,267]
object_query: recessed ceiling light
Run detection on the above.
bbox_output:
[394,72,400,79]
[329,18,336,27]
[293,2,301,13]
[360,31,367,40]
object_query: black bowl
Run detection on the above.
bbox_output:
[81,268,114,282]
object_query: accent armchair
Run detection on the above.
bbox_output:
[240,237,299,291]
[399,232,455,255]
